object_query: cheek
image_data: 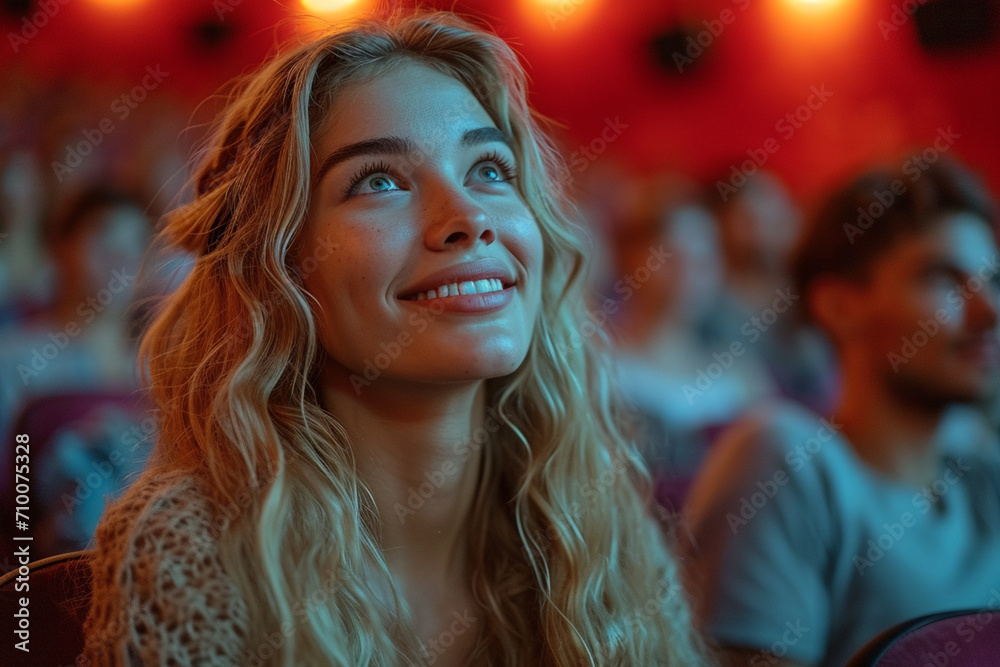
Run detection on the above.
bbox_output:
[521,222,546,304]
[513,212,545,267]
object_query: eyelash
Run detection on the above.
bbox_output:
[342,151,518,198]
[479,150,518,182]
[344,160,394,198]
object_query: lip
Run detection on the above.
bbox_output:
[397,258,516,300]
[400,286,515,314]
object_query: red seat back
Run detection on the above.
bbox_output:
[846,609,1000,666]
[0,551,92,667]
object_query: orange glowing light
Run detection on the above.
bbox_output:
[294,0,370,34]
[779,0,854,18]
[86,0,146,8]
[519,0,599,36]
[301,0,362,12]
[766,0,866,54]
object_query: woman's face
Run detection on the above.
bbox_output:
[299,60,544,392]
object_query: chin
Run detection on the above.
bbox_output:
[888,369,991,410]
[453,350,530,380]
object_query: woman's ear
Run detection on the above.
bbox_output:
[808,275,869,345]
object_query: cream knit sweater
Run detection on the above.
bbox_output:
[81,472,250,665]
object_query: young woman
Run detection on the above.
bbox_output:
[82,11,709,666]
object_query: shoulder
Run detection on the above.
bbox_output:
[719,400,840,455]
[689,401,847,501]
[83,470,250,665]
[89,470,231,579]
[683,400,846,575]
[682,402,839,664]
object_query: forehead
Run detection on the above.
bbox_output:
[313,60,496,154]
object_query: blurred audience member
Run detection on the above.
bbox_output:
[707,170,837,413]
[0,150,47,325]
[28,397,151,558]
[0,185,150,439]
[685,156,1000,667]
[609,176,774,507]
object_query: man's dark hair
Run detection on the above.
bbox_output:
[43,185,147,249]
[791,155,997,317]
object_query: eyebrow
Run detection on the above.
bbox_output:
[314,126,510,185]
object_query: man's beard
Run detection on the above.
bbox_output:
[882,363,990,413]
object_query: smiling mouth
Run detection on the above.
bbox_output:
[402,278,510,302]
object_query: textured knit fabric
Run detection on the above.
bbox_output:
[81,471,250,665]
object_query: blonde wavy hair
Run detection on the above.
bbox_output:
[139,9,708,666]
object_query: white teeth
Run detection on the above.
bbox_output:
[408,277,507,301]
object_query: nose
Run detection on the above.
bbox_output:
[423,184,496,250]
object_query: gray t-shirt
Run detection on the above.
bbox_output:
[684,401,1000,667]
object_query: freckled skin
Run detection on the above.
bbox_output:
[299,62,544,388]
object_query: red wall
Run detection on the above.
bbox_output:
[3,0,998,204]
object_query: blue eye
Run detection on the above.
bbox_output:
[344,161,402,197]
[472,150,517,184]
[365,174,398,192]
[477,163,502,181]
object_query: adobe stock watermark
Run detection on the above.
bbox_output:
[671,0,752,73]
[419,610,478,665]
[888,253,999,372]
[214,0,243,20]
[6,0,70,54]
[716,84,834,202]
[921,589,1000,667]
[393,406,504,523]
[59,435,137,515]
[748,619,810,666]
[561,116,629,185]
[878,0,931,41]
[16,267,136,385]
[557,244,673,353]
[527,449,636,556]
[683,287,799,403]
[394,409,636,529]
[51,64,170,182]
[242,569,341,666]
[233,233,340,344]
[356,90,495,187]
[844,126,960,244]
[545,0,587,30]
[347,298,449,395]
[620,576,680,633]
[725,417,842,534]
[853,457,970,576]
[120,414,157,449]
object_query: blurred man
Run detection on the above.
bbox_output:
[707,170,836,414]
[685,156,1000,667]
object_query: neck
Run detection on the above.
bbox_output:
[834,356,946,486]
[318,365,486,594]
